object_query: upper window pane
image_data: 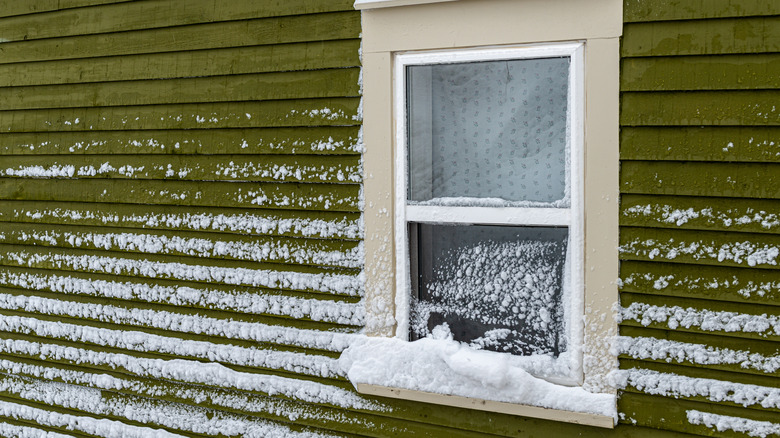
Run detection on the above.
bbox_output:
[407,57,570,205]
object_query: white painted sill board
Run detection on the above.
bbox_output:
[354,0,458,10]
[357,384,616,429]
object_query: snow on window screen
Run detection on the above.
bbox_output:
[410,224,568,357]
[407,57,570,205]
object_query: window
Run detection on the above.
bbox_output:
[394,44,585,383]
[354,0,621,426]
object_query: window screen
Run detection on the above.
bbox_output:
[407,57,570,205]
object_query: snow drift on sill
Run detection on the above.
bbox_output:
[338,334,615,419]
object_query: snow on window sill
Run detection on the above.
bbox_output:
[338,336,617,428]
[354,0,459,10]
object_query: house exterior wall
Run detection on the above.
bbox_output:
[617,0,780,435]
[0,1,774,437]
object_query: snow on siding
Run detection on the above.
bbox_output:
[620,269,779,299]
[620,236,779,267]
[622,203,780,231]
[1,250,364,296]
[0,270,364,325]
[3,226,364,268]
[0,422,76,438]
[614,335,779,374]
[611,368,780,409]
[686,410,780,438]
[8,206,363,239]
[618,302,779,337]
[0,376,342,438]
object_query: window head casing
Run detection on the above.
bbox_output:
[394,43,585,384]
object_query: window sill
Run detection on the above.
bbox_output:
[354,0,458,10]
[357,384,616,428]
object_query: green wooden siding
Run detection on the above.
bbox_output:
[0,1,776,437]
[0,1,388,436]
[619,0,780,436]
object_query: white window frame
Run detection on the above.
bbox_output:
[392,42,585,384]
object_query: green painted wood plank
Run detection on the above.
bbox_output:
[620,161,780,199]
[621,127,780,162]
[619,392,780,436]
[621,161,780,199]
[620,194,780,234]
[0,0,132,19]
[0,303,346,376]
[0,179,361,212]
[0,325,346,388]
[622,54,780,91]
[0,264,361,326]
[0,201,363,240]
[618,300,780,343]
[0,334,353,407]
[624,0,780,23]
[0,374,338,438]
[622,16,780,57]
[0,98,361,132]
[0,296,343,360]
[0,154,362,184]
[0,68,360,111]
[620,226,780,270]
[0,0,356,43]
[620,291,780,321]
[0,244,360,296]
[0,221,362,268]
[619,326,780,375]
[0,355,387,438]
[620,358,780,392]
[0,11,360,64]
[0,416,87,438]
[0,127,361,156]
[621,91,780,126]
[0,357,507,438]
[0,39,360,87]
[0,391,203,438]
[619,260,780,305]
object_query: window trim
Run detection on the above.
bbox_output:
[357,384,616,428]
[357,0,622,425]
[392,43,586,384]
[354,0,459,10]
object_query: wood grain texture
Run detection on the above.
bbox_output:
[620,126,780,162]
[0,0,356,42]
[0,39,361,87]
[0,68,360,110]
[0,127,361,156]
[624,0,780,23]
[623,16,780,57]
[0,98,361,132]
[622,54,780,91]
[0,11,361,64]
[621,91,780,126]
[621,161,780,198]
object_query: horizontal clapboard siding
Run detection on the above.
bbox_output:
[0,1,384,437]
[619,1,780,436]
[0,2,675,438]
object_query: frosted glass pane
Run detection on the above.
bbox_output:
[407,57,570,204]
[410,224,568,356]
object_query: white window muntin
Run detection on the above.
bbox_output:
[393,42,585,383]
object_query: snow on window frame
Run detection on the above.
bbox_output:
[392,42,586,385]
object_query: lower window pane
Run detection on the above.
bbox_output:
[410,224,568,357]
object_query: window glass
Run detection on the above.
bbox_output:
[410,224,569,356]
[407,57,570,204]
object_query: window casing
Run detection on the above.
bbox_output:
[393,43,585,384]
